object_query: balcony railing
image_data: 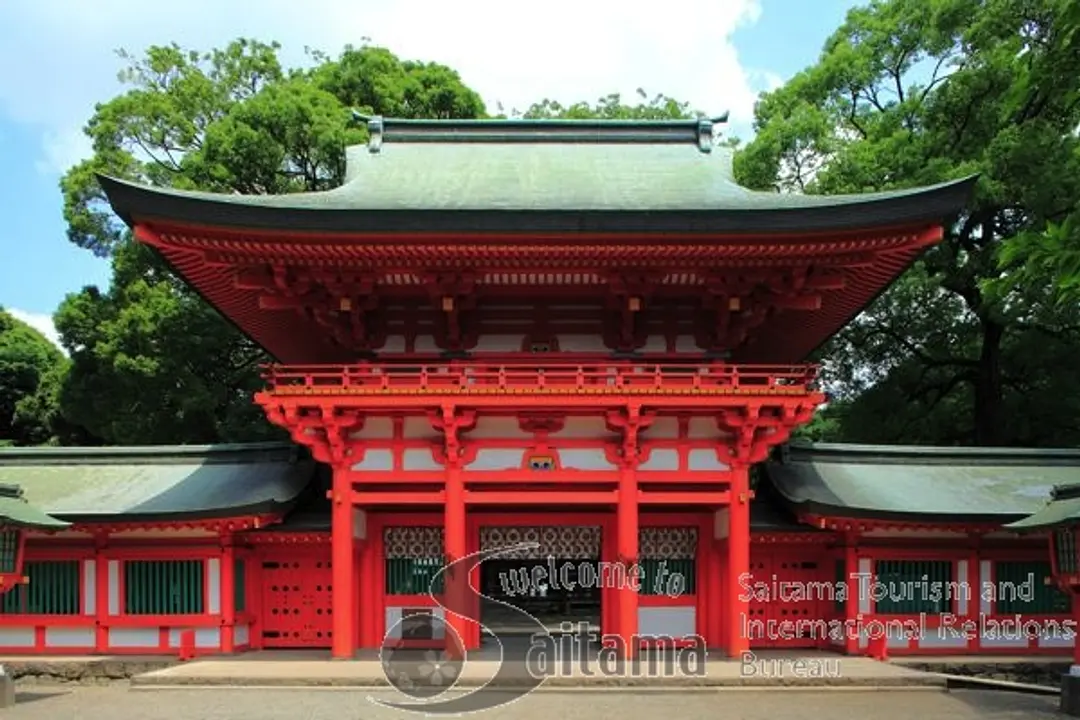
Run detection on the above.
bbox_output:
[261,361,819,396]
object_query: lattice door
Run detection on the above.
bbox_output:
[259,549,333,648]
[747,550,824,649]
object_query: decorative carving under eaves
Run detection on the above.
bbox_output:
[422,273,478,352]
[602,273,660,352]
[234,264,386,352]
[699,268,845,352]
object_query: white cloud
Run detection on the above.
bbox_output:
[6,308,64,353]
[0,0,771,174]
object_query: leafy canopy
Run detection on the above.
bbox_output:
[55,39,700,445]
[740,0,1080,446]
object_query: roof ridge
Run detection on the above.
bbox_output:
[352,113,729,154]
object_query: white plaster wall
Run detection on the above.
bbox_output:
[207,558,222,615]
[0,628,34,647]
[403,448,442,470]
[558,335,609,352]
[107,560,120,615]
[640,417,679,439]
[558,449,618,471]
[45,627,95,648]
[857,558,872,649]
[639,449,679,471]
[473,336,528,352]
[109,628,157,648]
[687,418,726,439]
[550,417,618,439]
[350,417,394,439]
[467,449,526,471]
[83,559,96,616]
[638,607,696,637]
[687,449,730,471]
[469,417,532,439]
[169,627,221,649]
[352,449,394,471]
[675,336,699,352]
[385,606,446,640]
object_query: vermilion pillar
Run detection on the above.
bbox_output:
[331,466,356,659]
[1073,594,1080,670]
[618,463,639,657]
[444,462,467,658]
[726,465,751,657]
[221,537,236,653]
[843,540,858,655]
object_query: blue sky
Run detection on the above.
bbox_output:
[0,0,860,347]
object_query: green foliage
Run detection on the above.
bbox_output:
[55,40,489,445]
[738,0,1080,446]
[0,309,69,445]
[521,90,700,120]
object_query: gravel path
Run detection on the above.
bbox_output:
[6,686,1063,719]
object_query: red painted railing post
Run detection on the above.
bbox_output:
[179,628,196,661]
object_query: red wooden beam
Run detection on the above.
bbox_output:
[351,492,446,504]
[464,491,618,504]
[464,472,619,484]
[258,394,821,410]
[639,492,730,505]
[144,218,940,245]
[798,512,1005,534]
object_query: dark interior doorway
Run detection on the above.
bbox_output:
[477,525,603,635]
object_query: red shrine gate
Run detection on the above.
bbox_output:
[256,362,822,657]
[95,115,974,659]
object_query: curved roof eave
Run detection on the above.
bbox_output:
[96,173,978,236]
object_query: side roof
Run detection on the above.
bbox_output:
[765,442,1080,524]
[1007,485,1080,532]
[97,116,976,235]
[0,442,314,523]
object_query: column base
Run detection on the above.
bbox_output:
[1062,671,1080,716]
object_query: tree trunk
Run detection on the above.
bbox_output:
[972,318,1005,446]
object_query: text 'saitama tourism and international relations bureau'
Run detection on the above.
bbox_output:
[2,116,1077,662]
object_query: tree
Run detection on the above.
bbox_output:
[520,90,700,120]
[0,308,68,445]
[737,0,1080,446]
[56,40,486,445]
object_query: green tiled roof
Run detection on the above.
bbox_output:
[0,484,69,529]
[766,442,1080,522]
[0,442,314,522]
[1007,485,1080,531]
[97,117,976,235]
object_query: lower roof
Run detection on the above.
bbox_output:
[766,442,1080,523]
[5,438,1069,530]
[0,442,314,523]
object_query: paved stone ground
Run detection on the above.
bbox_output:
[3,687,1065,719]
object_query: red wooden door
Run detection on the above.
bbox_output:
[748,549,824,649]
[259,549,334,648]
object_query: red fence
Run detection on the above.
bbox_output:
[261,361,819,396]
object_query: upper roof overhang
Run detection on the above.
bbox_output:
[95,117,977,364]
[97,166,976,236]
[99,114,976,234]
